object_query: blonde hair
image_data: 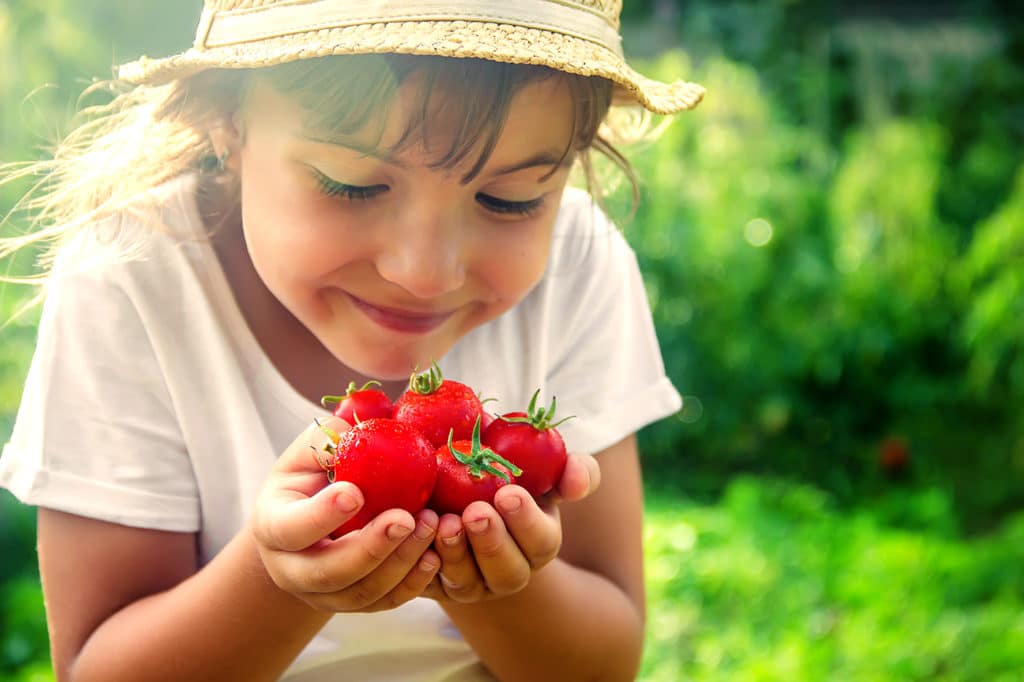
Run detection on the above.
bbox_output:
[0,75,230,285]
[0,54,651,295]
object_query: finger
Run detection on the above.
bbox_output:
[269,508,416,594]
[274,416,357,503]
[362,548,441,612]
[462,502,531,597]
[258,480,364,552]
[433,514,486,603]
[321,509,438,610]
[421,575,447,602]
[550,452,601,504]
[494,486,562,571]
[278,416,352,475]
[434,514,469,562]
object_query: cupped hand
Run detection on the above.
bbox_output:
[250,417,441,613]
[426,451,601,603]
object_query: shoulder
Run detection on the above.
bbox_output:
[546,187,635,278]
[50,172,207,284]
[552,186,614,236]
[41,172,215,346]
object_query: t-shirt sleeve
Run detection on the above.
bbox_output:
[0,264,200,531]
[543,200,682,456]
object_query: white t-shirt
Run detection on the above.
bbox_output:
[0,173,681,681]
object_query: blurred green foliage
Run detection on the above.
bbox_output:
[643,479,1024,681]
[1,0,1022,679]
[620,4,1024,534]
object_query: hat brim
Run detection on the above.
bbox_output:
[118,20,705,115]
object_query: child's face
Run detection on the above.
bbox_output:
[234,73,576,380]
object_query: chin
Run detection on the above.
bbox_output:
[332,339,452,382]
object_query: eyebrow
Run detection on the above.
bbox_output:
[490,151,574,176]
[300,134,572,177]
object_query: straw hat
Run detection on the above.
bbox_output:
[117,0,705,115]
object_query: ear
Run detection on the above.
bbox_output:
[208,115,243,173]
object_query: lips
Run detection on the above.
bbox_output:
[346,293,456,334]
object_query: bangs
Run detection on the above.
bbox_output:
[251,54,612,183]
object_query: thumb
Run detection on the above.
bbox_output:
[552,452,601,503]
[276,416,352,476]
[262,480,365,552]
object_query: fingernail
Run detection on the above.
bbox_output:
[440,573,460,589]
[414,522,435,540]
[466,517,489,534]
[499,493,522,514]
[419,557,439,572]
[336,490,359,513]
[441,531,463,547]
[387,524,414,540]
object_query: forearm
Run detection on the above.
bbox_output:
[442,558,645,682]
[68,528,331,682]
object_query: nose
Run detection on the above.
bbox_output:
[375,208,468,299]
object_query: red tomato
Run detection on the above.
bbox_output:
[393,363,483,449]
[429,418,522,515]
[482,389,572,498]
[323,418,437,537]
[480,410,497,431]
[321,381,393,425]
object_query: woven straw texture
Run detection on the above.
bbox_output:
[118,1,705,114]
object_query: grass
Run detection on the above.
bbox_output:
[640,478,1024,681]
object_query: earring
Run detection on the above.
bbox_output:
[200,149,231,174]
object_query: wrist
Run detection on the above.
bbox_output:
[439,558,644,682]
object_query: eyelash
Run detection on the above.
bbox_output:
[314,170,387,201]
[313,169,545,217]
[475,193,545,217]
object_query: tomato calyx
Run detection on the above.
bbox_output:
[499,389,575,431]
[310,418,343,481]
[447,417,523,482]
[320,380,383,409]
[408,361,445,395]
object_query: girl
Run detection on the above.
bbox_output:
[0,1,704,680]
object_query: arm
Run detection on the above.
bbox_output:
[38,510,330,682]
[436,434,646,682]
[38,418,441,682]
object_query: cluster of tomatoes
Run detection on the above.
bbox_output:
[313,364,571,537]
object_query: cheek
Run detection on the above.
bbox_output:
[239,167,356,285]
[479,226,553,304]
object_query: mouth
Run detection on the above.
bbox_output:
[346,293,456,335]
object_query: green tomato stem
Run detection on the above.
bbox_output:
[446,416,523,482]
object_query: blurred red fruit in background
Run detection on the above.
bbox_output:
[879,436,910,476]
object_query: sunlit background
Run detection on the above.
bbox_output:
[2,2,1023,680]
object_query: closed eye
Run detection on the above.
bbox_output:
[476,193,545,217]
[313,169,388,201]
